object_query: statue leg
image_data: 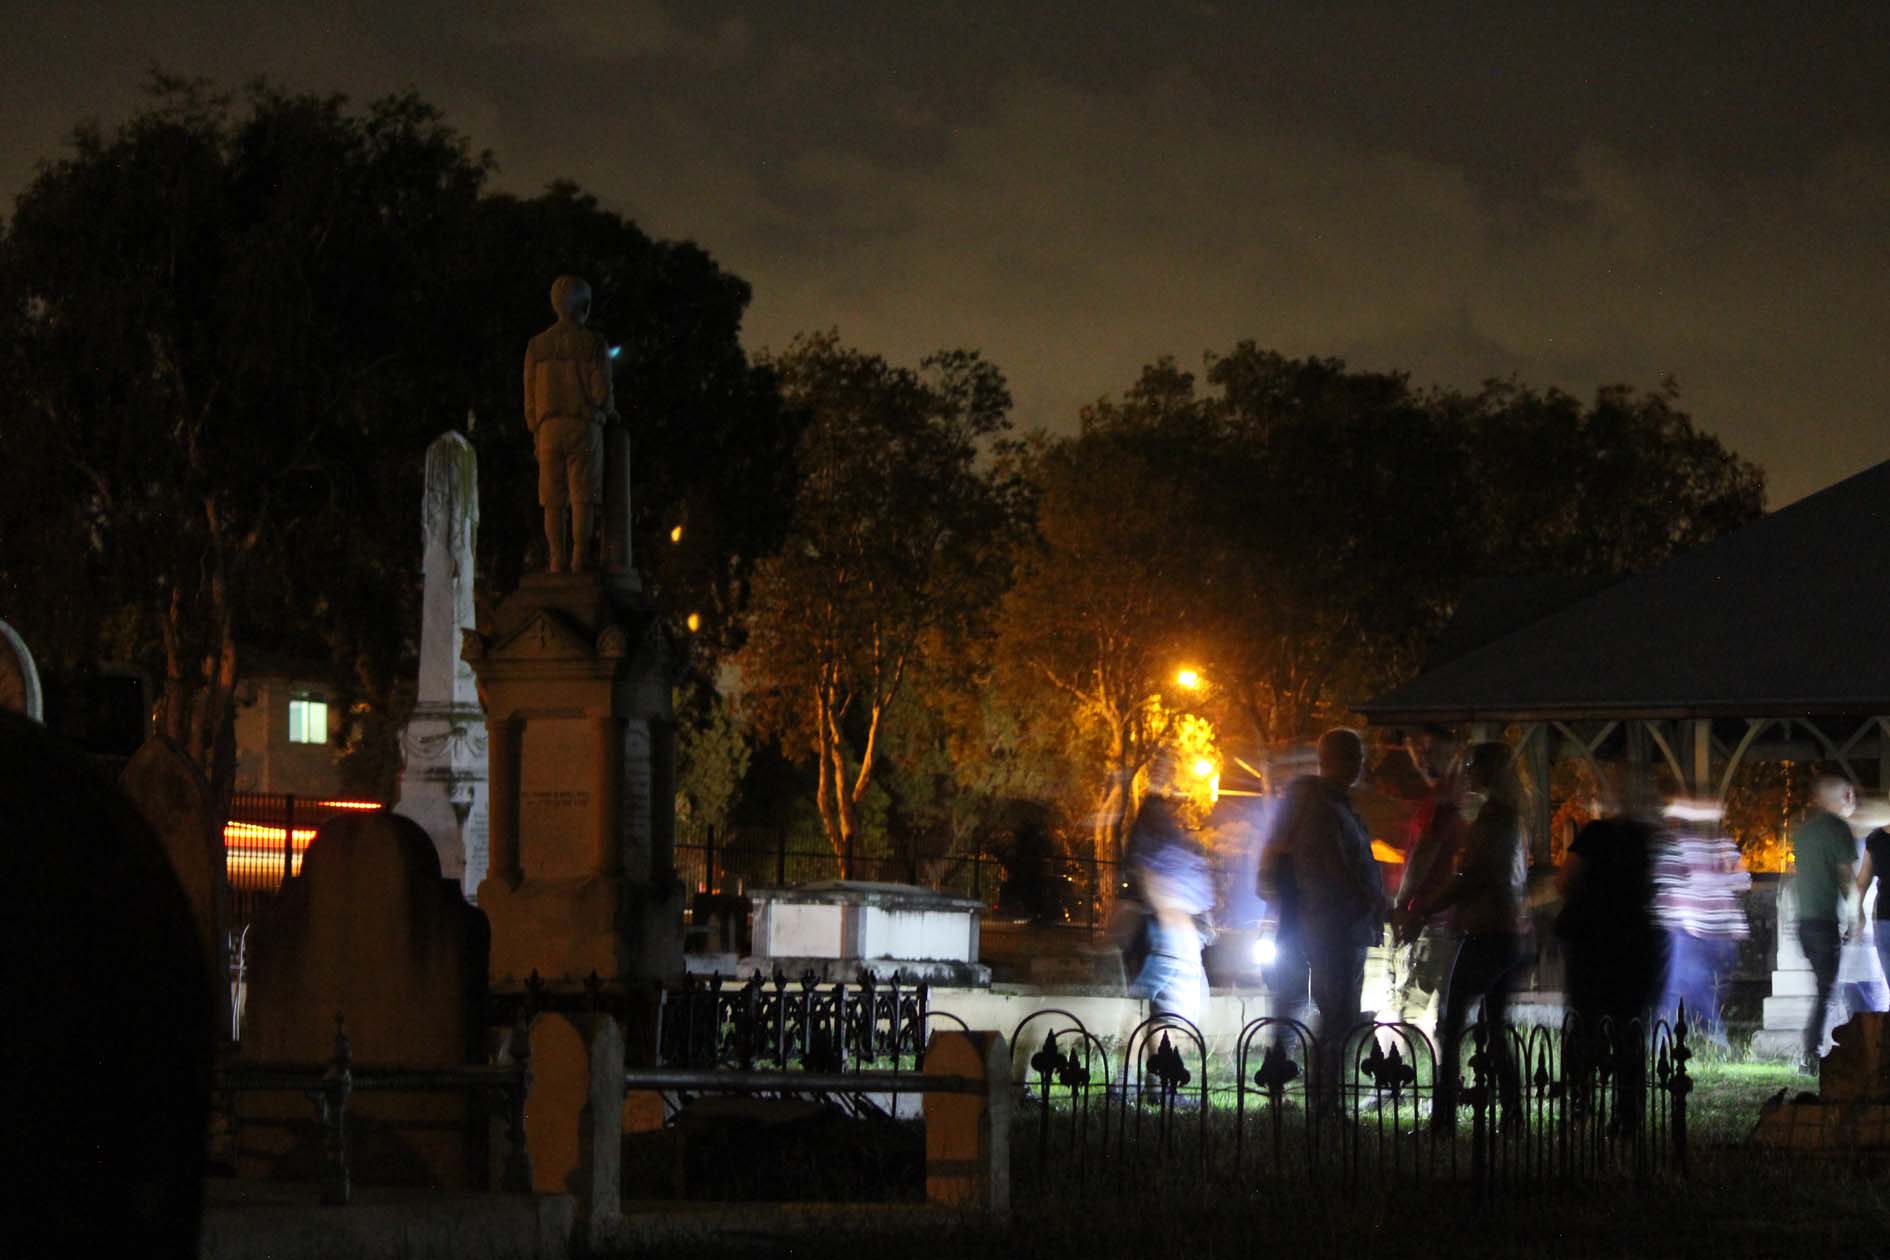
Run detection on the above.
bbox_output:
[570,501,594,573]
[544,506,567,574]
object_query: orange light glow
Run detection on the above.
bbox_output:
[1175,668,1201,690]
[313,799,382,812]
[1371,839,1404,864]
[223,821,316,887]
[686,612,701,633]
[669,524,684,543]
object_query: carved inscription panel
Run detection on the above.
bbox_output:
[519,717,593,879]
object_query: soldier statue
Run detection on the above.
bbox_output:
[523,275,618,573]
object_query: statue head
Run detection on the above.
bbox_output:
[549,275,592,325]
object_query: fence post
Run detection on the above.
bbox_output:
[972,846,983,901]
[924,1030,1011,1213]
[281,794,297,886]
[776,828,787,887]
[705,825,717,895]
[316,1012,352,1205]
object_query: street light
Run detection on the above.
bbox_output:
[1175,667,1202,690]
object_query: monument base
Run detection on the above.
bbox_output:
[480,874,684,986]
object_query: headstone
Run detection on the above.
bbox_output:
[1754,875,1883,1060]
[0,616,44,720]
[238,812,490,1187]
[1753,1011,1890,1148]
[121,737,232,1039]
[1752,877,1819,1059]
[397,432,491,900]
[525,1013,624,1247]
[0,711,212,1254]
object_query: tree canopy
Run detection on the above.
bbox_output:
[0,76,796,797]
[734,332,1032,871]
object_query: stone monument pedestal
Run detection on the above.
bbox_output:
[464,572,682,988]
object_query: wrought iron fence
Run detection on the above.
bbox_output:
[1009,1005,1693,1201]
[652,972,1692,1199]
[658,969,941,1076]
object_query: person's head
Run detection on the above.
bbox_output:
[1404,723,1458,779]
[1813,772,1857,819]
[550,274,592,325]
[1317,727,1364,788]
[1465,741,1510,795]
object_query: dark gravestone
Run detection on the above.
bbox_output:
[238,812,490,1187]
[121,736,231,1038]
[0,711,213,1256]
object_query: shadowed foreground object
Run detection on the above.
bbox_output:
[0,712,213,1254]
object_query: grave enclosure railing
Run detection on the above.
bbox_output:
[215,1013,534,1206]
[651,974,1695,1202]
[1005,1005,1693,1202]
[657,969,940,1094]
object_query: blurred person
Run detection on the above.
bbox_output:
[1855,805,1890,1004]
[1390,726,1465,1028]
[1556,769,1668,1125]
[1792,773,1859,1072]
[1259,727,1387,1108]
[1653,817,1750,1049]
[1416,741,1529,1133]
[1125,780,1213,1025]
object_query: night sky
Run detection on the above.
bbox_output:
[8,2,1888,506]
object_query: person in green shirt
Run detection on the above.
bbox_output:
[1793,773,1859,1072]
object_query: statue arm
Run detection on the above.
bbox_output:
[590,337,618,423]
[522,348,540,434]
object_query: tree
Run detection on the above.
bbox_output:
[735,332,1030,872]
[0,76,799,801]
[1454,376,1765,577]
[0,77,493,792]
[991,395,1223,875]
[1204,345,1474,750]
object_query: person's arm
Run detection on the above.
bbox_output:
[1556,850,1585,900]
[1857,850,1876,937]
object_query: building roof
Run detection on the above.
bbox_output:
[1360,459,1890,722]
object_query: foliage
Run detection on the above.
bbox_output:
[673,678,751,841]
[0,77,491,792]
[0,75,794,798]
[989,347,1768,867]
[735,331,1032,871]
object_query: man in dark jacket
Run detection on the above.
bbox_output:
[1260,727,1386,1105]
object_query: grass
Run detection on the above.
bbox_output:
[611,1060,1887,1260]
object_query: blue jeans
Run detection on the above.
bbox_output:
[1270,931,1368,1106]
[1433,933,1526,1121]
[1800,918,1842,1066]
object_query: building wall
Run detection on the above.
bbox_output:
[231,675,347,799]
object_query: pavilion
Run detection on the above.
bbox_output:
[1358,458,1890,863]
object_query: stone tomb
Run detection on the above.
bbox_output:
[465,572,682,986]
[746,881,989,985]
[238,812,491,1187]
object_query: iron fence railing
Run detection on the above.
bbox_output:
[657,969,939,1079]
[651,972,1694,1200]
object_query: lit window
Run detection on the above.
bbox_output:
[288,698,329,744]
